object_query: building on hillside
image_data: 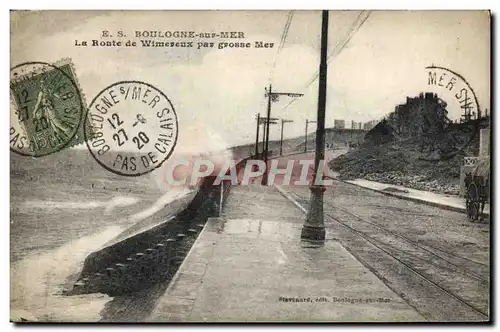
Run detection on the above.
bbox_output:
[364,119,397,145]
[363,120,378,131]
[334,119,345,129]
[388,92,451,138]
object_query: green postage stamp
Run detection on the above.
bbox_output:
[10,59,89,157]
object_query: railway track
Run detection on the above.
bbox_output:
[276,185,490,322]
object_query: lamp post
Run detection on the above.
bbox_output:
[280,119,294,155]
[305,119,316,153]
[301,10,329,242]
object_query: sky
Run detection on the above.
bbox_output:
[10,10,490,150]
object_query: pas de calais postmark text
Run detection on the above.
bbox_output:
[84,81,178,176]
[10,60,85,157]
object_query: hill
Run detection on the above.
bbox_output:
[329,133,481,196]
[236,127,366,158]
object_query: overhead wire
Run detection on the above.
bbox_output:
[261,11,372,150]
[279,11,372,150]
[301,11,366,89]
[268,11,294,84]
[282,10,372,111]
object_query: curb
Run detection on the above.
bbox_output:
[147,217,220,322]
[274,185,307,214]
[158,216,214,299]
[328,176,489,217]
[346,180,465,213]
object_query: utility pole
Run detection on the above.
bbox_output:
[259,116,278,160]
[305,119,316,152]
[261,120,266,159]
[280,119,294,155]
[263,84,273,185]
[255,113,260,158]
[261,86,303,185]
[301,10,329,242]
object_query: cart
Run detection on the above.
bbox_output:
[464,158,490,222]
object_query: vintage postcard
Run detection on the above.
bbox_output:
[10,10,491,323]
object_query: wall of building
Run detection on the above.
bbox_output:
[334,119,346,129]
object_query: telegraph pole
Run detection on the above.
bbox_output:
[259,116,279,161]
[255,113,260,158]
[305,119,316,152]
[261,121,266,159]
[263,84,273,185]
[301,10,329,241]
[261,86,303,185]
[280,119,294,155]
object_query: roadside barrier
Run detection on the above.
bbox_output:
[69,156,251,296]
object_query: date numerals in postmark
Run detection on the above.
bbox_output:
[108,113,150,150]
[85,81,178,177]
[14,89,31,122]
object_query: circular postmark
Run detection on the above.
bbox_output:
[10,61,85,157]
[419,65,481,160]
[84,81,178,176]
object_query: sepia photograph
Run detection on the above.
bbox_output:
[9,9,491,323]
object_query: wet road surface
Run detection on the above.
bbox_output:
[277,179,490,321]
